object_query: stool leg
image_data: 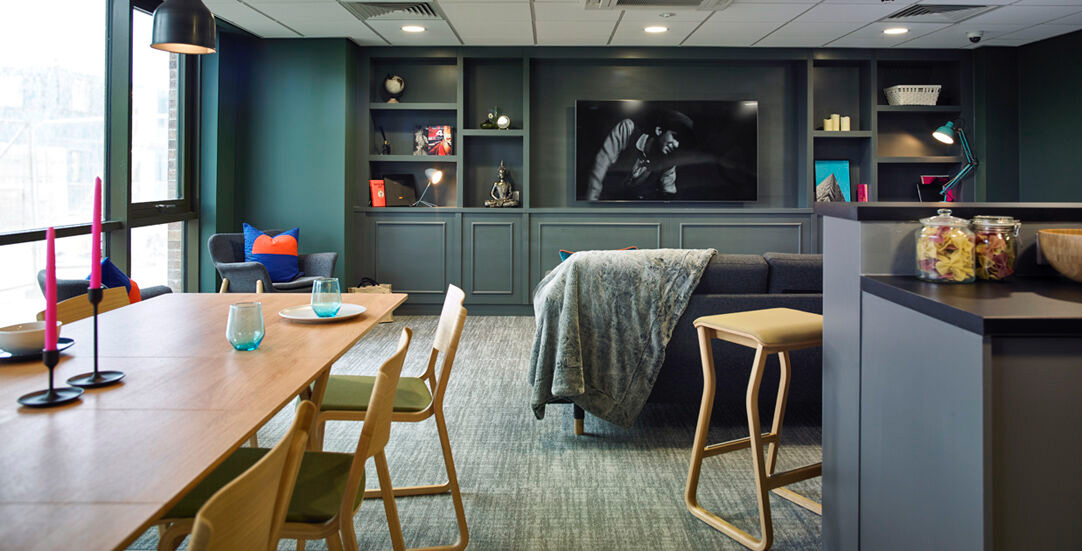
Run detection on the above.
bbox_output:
[745,345,774,550]
[685,326,717,513]
[765,351,792,476]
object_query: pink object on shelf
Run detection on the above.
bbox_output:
[90,177,102,289]
[856,184,869,202]
[44,227,57,351]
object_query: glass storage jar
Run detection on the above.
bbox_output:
[916,208,976,283]
[972,215,1021,280]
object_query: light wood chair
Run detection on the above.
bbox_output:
[686,308,823,551]
[156,328,413,551]
[309,285,469,551]
[36,286,129,324]
[180,401,316,551]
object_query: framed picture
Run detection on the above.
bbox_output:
[814,160,851,202]
[425,125,453,156]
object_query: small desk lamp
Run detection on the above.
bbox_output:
[414,168,442,207]
[932,120,978,197]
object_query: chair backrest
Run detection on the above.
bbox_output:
[207,233,246,265]
[340,327,412,517]
[424,285,468,404]
[187,401,316,551]
[37,270,94,302]
[36,287,130,324]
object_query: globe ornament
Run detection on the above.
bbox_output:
[383,74,405,103]
[496,113,511,130]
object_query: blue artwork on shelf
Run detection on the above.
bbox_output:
[814,160,851,202]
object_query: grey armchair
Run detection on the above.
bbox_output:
[208,231,338,293]
[37,271,173,302]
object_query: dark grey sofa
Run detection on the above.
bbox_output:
[650,252,823,423]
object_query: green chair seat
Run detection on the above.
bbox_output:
[321,374,432,413]
[165,448,362,524]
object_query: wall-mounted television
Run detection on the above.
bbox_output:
[575,99,758,202]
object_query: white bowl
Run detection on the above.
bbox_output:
[0,321,63,355]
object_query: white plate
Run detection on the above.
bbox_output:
[278,303,367,323]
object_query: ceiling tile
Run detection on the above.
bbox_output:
[772,20,866,35]
[536,20,616,45]
[453,19,535,45]
[609,19,699,46]
[755,34,836,47]
[999,23,1082,41]
[827,22,950,47]
[978,37,1031,47]
[366,19,461,45]
[711,3,811,22]
[896,23,1027,48]
[533,2,621,21]
[204,0,299,37]
[1051,10,1082,25]
[914,0,1015,4]
[964,5,1082,26]
[733,0,817,3]
[1009,0,1082,5]
[684,20,781,46]
[439,2,531,21]
[795,3,902,23]
[247,2,376,38]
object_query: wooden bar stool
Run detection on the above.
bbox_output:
[685,307,823,551]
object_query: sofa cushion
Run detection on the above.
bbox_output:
[764,252,823,294]
[243,223,301,283]
[693,254,768,294]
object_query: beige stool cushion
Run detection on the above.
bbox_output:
[695,307,822,346]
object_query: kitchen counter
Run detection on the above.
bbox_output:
[861,275,1082,335]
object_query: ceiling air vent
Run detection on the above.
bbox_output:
[338,1,441,21]
[882,4,997,24]
[586,0,732,11]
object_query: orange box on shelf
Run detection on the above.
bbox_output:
[369,179,386,207]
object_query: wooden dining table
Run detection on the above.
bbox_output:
[0,292,407,551]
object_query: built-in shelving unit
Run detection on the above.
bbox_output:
[809,52,973,203]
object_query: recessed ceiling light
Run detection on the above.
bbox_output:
[659,12,676,18]
[883,27,909,35]
[401,25,426,33]
[644,26,668,34]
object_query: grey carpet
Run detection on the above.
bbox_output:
[129,315,821,550]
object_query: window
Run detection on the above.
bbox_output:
[130,9,181,203]
[0,235,95,327]
[130,222,185,291]
[0,1,107,234]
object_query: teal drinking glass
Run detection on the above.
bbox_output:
[311,278,342,318]
[226,302,265,351]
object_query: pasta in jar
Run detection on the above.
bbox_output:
[917,209,976,283]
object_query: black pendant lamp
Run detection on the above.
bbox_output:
[151,0,217,55]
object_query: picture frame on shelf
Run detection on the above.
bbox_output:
[815,160,851,202]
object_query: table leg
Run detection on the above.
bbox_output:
[307,370,331,451]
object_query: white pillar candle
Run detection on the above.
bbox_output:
[830,113,841,131]
[840,116,851,131]
[824,118,834,131]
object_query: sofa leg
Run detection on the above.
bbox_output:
[573,404,585,435]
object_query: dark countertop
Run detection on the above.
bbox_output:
[861,275,1082,335]
[816,202,1082,222]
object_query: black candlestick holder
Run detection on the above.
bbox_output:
[18,349,84,407]
[67,287,125,388]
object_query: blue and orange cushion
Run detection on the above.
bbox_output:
[243,223,301,283]
[558,246,637,262]
[92,257,142,303]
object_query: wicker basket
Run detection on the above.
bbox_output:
[884,85,941,106]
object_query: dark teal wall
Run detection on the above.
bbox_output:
[1017,30,1082,202]
[237,39,350,280]
[199,33,360,289]
[199,30,250,291]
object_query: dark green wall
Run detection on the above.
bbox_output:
[200,33,360,289]
[973,47,1019,202]
[1017,30,1082,202]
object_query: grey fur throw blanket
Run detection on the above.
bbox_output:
[529,248,717,427]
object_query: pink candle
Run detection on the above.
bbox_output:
[90,177,102,289]
[44,227,57,351]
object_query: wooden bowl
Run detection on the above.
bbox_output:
[1038,229,1082,283]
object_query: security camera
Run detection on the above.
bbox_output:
[967,31,984,44]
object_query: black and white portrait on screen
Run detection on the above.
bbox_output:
[575,100,758,202]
